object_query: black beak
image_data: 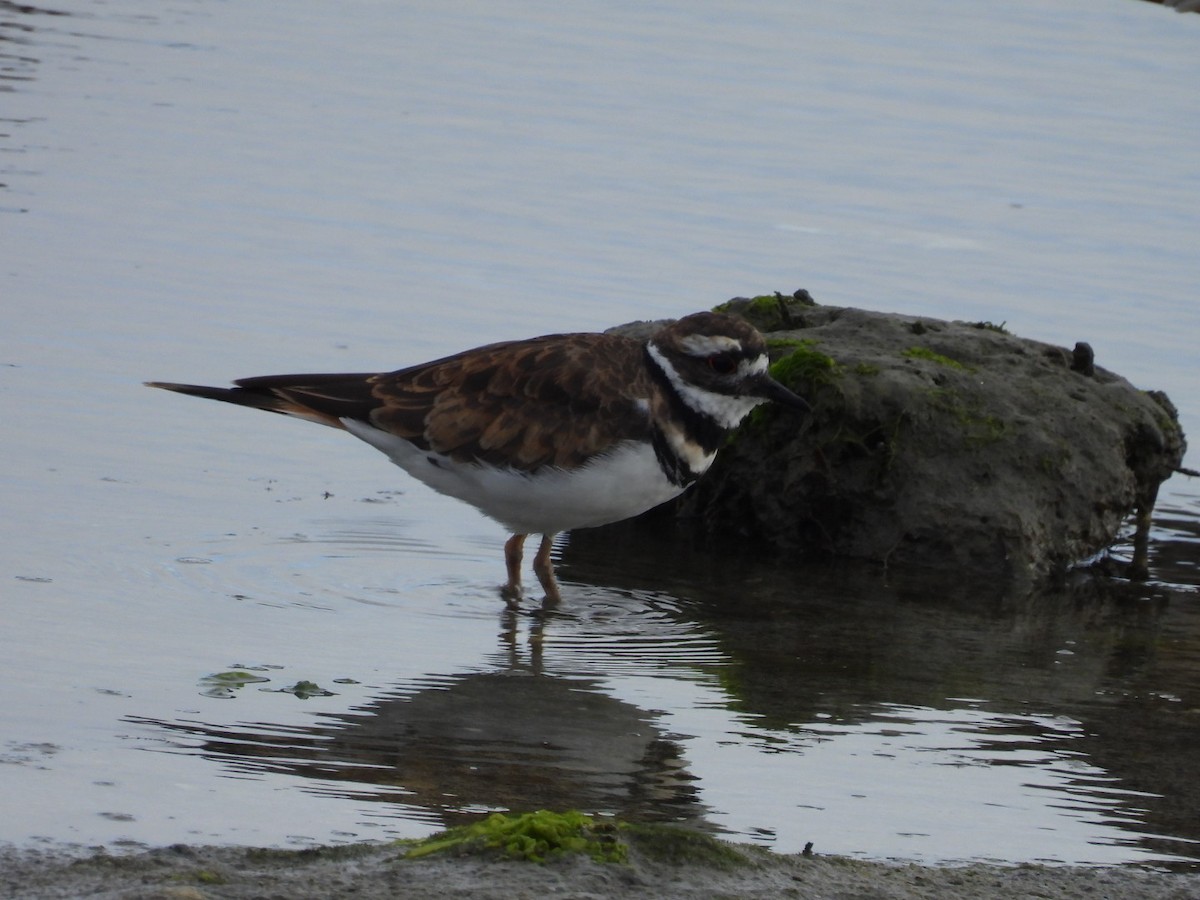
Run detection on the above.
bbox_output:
[754,374,811,414]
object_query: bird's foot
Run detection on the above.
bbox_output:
[500,581,523,609]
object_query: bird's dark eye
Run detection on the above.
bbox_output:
[707,353,737,375]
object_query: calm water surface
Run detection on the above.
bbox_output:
[2,0,1199,867]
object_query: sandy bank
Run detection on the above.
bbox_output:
[4,839,1198,900]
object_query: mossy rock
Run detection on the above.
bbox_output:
[605,292,1187,586]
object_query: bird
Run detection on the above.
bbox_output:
[146,311,809,606]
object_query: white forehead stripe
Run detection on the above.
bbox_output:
[678,333,743,356]
[741,355,769,377]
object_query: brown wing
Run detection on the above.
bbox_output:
[367,332,655,471]
[149,332,657,472]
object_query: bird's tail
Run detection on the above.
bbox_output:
[144,376,375,429]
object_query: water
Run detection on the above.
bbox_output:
[3,0,1199,867]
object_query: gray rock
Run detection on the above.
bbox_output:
[607,292,1187,586]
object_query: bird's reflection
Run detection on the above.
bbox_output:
[130,609,707,831]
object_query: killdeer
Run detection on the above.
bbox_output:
[147,311,808,605]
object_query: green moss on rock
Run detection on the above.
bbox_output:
[770,341,840,388]
[713,290,814,331]
[926,387,1009,446]
[903,346,970,371]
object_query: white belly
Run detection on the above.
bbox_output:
[342,419,688,535]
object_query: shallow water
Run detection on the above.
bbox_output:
[3,0,1199,868]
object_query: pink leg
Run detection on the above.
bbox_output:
[502,533,527,607]
[532,533,561,607]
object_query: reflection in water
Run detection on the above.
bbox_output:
[130,500,1200,865]
[1147,492,1200,585]
[132,619,707,832]
[563,515,1200,865]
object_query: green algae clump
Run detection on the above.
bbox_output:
[400,810,626,864]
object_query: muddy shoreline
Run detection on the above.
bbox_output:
[5,840,1199,900]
